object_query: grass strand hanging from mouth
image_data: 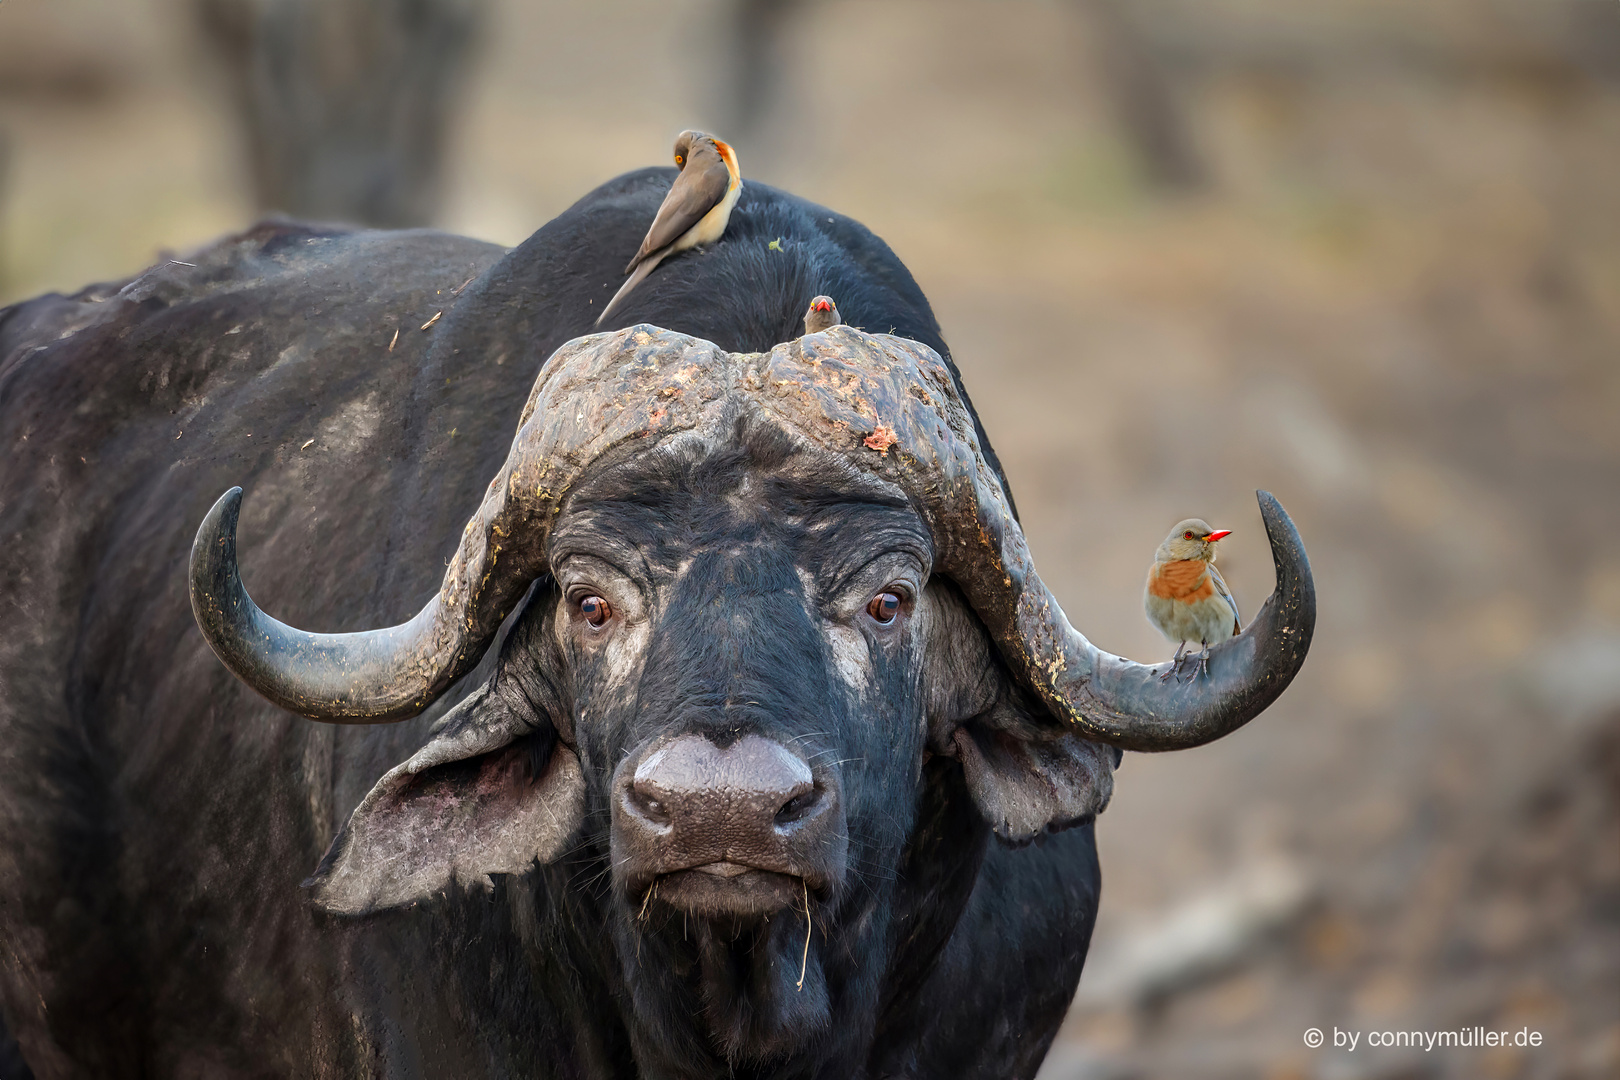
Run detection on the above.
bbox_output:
[797,879,811,991]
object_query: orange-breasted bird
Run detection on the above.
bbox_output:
[1144,518,1240,681]
[803,295,841,334]
[596,130,742,327]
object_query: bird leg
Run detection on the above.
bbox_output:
[1160,641,1187,682]
[1193,639,1212,681]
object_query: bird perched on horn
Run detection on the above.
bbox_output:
[596,130,742,327]
[803,295,841,335]
[1144,518,1241,681]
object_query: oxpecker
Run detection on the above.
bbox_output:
[596,130,741,327]
[803,295,841,334]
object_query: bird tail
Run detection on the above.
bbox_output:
[595,249,669,329]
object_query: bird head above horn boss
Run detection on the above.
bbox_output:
[191,323,1315,752]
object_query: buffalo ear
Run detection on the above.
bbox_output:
[923,579,1116,843]
[306,680,585,915]
[949,707,1116,844]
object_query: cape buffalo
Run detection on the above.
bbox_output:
[0,168,1313,1078]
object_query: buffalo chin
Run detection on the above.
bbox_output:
[654,865,804,918]
[616,866,833,1068]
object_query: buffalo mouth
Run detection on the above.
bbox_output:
[612,733,848,920]
[648,864,809,918]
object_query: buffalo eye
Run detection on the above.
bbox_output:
[580,596,612,628]
[866,591,902,626]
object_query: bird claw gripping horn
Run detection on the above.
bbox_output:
[191,324,1315,750]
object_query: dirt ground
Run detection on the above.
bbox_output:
[2,2,1617,1077]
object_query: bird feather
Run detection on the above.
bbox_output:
[627,154,732,272]
[595,247,671,327]
[1208,562,1241,633]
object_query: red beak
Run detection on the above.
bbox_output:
[813,300,832,311]
[1206,530,1231,542]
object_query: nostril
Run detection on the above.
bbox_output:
[774,786,821,827]
[629,784,672,825]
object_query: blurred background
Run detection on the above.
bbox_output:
[2,1,1617,1077]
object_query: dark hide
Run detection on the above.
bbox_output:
[0,178,1090,1078]
[555,422,935,1073]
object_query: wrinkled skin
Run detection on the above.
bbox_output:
[0,178,1104,1078]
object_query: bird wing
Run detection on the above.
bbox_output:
[626,151,732,272]
[1209,563,1241,633]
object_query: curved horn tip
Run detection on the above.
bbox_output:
[1255,489,1296,547]
[1255,489,1302,548]
[1247,489,1316,675]
[191,488,245,601]
[208,486,244,533]
[1069,488,1318,754]
[1253,489,1315,607]
[194,487,244,554]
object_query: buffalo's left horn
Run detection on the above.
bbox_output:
[188,328,727,721]
[188,485,541,721]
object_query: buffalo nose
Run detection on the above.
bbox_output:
[628,733,823,832]
[614,731,844,904]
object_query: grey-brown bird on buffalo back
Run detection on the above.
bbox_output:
[803,296,841,334]
[596,130,742,327]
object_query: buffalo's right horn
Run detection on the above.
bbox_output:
[936,484,1314,752]
[742,327,1317,752]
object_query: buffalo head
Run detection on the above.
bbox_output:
[188,325,1314,1062]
